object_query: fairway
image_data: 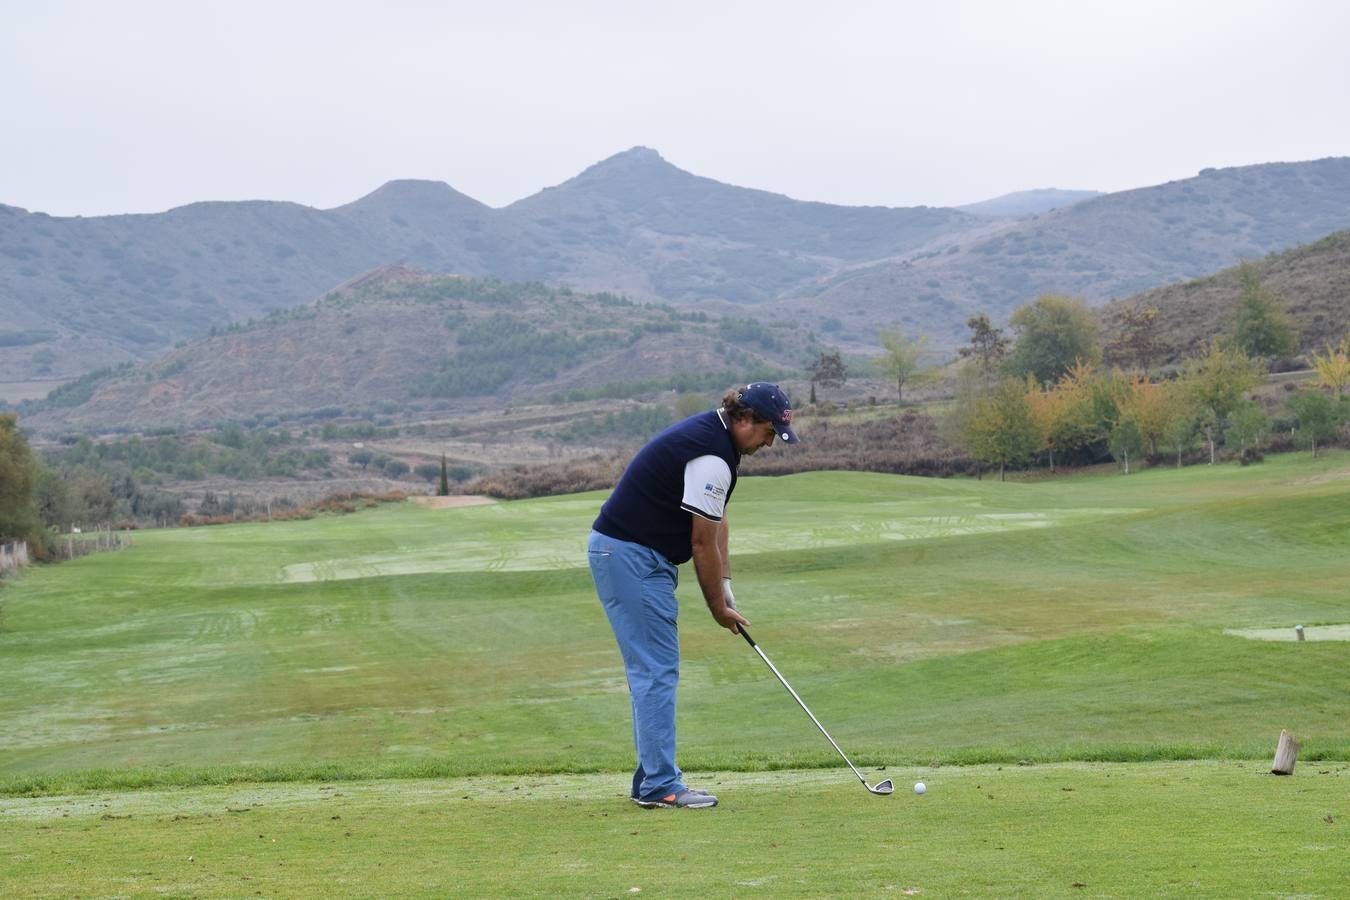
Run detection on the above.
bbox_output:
[3,451,1350,895]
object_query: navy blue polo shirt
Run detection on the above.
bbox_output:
[592,410,740,565]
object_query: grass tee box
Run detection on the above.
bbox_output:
[1,452,1349,793]
[2,763,1347,897]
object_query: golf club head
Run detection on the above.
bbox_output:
[869,779,894,795]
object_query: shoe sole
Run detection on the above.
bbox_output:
[631,796,718,809]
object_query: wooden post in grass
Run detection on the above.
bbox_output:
[1271,730,1299,775]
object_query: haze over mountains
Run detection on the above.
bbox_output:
[3,148,1350,387]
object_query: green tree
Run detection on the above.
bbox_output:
[1160,408,1200,468]
[348,449,374,469]
[808,350,848,397]
[876,328,929,404]
[383,459,410,478]
[957,313,1010,387]
[1226,401,1270,464]
[438,454,450,496]
[0,414,43,546]
[964,378,1039,481]
[1179,341,1263,464]
[1230,261,1296,359]
[33,467,77,532]
[1108,415,1145,474]
[73,475,121,526]
[1006,294,1102,385]
[415,462,442,483]
[1287,390,1338,457]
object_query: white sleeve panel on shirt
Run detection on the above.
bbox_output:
[681,455,733,521]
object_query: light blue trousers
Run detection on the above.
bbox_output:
[587,530,686,801]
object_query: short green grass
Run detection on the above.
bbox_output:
[3,763,1346,897]
[2,451,1349,894]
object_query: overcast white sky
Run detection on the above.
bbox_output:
[3,0,1348,217]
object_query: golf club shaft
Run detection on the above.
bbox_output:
[737,625,870,787]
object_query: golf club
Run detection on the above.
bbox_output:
[737,625,893,795]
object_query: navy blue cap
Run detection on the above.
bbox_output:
[738,382,799,444]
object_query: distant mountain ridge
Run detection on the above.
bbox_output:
[4,149,1350,387]
[0,148,992,382]
[797,157,1350,346]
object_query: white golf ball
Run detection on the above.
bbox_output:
[914,782,926,795]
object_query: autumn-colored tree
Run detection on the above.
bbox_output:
[1115,375,1187,457]
[1025,375,1060,470]
[1310,336,1350,396]
[964,378,1039,481]
[1027,364,1098,471]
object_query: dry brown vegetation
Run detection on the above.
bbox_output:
[742,410,972,478]
[462,410,972,500]
[463,454,629,500]
[177,491,408,527]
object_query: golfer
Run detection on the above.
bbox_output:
[587,382,798,809]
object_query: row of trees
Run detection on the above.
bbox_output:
[947,304,1348,478]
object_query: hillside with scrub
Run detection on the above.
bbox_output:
[1097,228,1350,365]
[18,269,812,437]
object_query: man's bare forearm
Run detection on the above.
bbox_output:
[716,517,729,579]
[691,516,746,630]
